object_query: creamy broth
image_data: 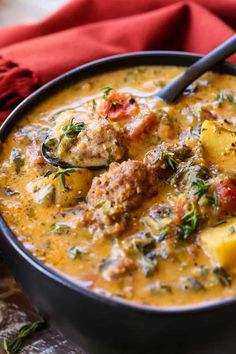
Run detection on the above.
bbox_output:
[1,66,236,307]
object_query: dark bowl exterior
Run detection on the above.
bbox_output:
[1,52,236,354]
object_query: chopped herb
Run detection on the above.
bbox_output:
[10,148,24,174]
[109,101,123,110]
[163,151,178,170]
[102,86,112,99]
[212,220,227,227]
[182,277,204,291]
[229,226,236,234]
[213,267,231,286]
[216,92,234,107]
[4,187,19,196]
[157,228,169,242]
[177,204,199,239]
[141,256,157,277]
[207,191,218,208]
[216,92,224,107]
[92,99,97,112]
[43,170,53,178]
[68,245,87,259]
[51,222,71,235]
[44,137,58,148]
[53,167,77,188]
[2,321,45,354]
[193,178,209,196]
[62,119,85,139]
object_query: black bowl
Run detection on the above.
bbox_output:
[1,52,236,354]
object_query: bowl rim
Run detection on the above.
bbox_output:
[1,50,236,316]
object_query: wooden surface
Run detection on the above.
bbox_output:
[0,257,84,353]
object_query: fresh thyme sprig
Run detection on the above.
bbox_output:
[53,167,77,188]
[177,204,199,239]
[2,321,45,354]
[62,118,85,138]
[193,178,209,196]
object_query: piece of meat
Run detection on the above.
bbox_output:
[88,160,158,210]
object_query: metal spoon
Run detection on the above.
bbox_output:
[42,35,236,169]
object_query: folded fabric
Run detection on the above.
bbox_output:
[0,0,235,122]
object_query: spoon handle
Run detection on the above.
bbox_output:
[157,34,236,103]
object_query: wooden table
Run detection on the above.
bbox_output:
[0,257,84,353]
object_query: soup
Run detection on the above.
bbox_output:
[1,66,236,307]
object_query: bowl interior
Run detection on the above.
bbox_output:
[1,51,236,315]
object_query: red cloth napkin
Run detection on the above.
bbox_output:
[0,0,235,122]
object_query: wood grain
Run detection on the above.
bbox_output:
[0,257,85,354]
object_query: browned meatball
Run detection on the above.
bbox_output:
[88,160,158,211]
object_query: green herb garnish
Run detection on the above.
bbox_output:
[157,228,169,242]
[52,222,71,235]
[92,99,97,112]
[177,204,199,239]
[193,178,209,196]
[68,245,87,259]
[10,148,24,174]
[53,167,77,188]
[141,256,156,277]
[43,170,53,178]
[213,267,231,286]
[102,86,112,99]
[161,151,177,170]
[2,321,45,354]
[62,119,85,139]
[212,220,226,227]
[207,191,218,208]
[216,92,234,107]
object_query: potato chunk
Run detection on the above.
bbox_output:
[200,218,236,269]
[200,120,236,173]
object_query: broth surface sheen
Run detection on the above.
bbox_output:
[1,65,236,307]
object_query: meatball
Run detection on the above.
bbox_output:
[88,160,158,210]
[44,110,126,167]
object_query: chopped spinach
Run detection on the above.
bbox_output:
[10,148,24,173]
[213,267,231,286]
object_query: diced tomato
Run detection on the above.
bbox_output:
[26,143,45,164]
[125,112,157,140]
[99,91,139,120]
[216,180,236,212]
[175,197,187,222]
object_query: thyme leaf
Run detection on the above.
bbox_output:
[62,119,85,139]
[193,178,209,196]
[53,167,77,188]
[102,86,112,100]
[2,321,45,354]
[177,204,199,239]
[207,191,218,208]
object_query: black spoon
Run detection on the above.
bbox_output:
[42,35,236,169]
